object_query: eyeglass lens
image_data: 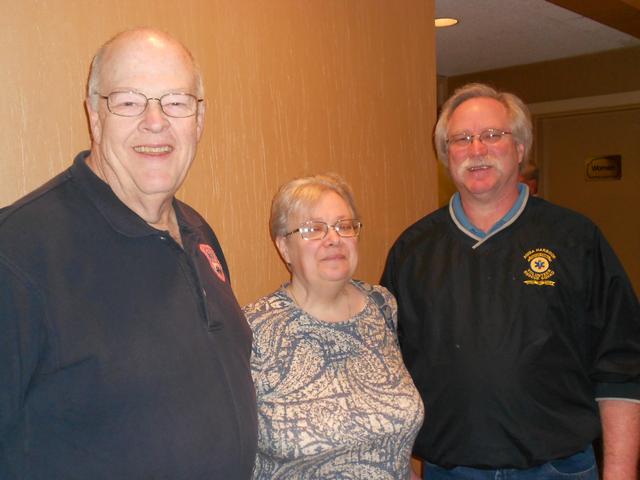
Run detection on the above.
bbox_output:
[106,91,199,118]
[297,220,361,240]
[447,129,510,147]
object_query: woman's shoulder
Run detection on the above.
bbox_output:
[352,279,396,306]
[242,286,293,327]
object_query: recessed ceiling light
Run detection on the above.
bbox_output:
[435,17,459,28]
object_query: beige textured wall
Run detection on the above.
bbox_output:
[0,1,437,306]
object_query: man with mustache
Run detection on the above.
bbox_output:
[0,29,257,479]
[382,83,639,479]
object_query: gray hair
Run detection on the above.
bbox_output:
[270,173,360,241]
[434,83,533,167]
[86,28,204,110]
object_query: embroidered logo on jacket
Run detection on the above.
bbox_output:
[199,244,226,283]
[523,248,556,286]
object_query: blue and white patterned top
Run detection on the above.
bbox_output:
[243,280,424,480]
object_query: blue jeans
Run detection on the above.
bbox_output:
[423,446,598,479]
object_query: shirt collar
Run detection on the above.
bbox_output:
[69,150,202,237]
[450,183,529,246]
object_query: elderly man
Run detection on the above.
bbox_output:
[382,83,640,479]
[0,29,257,479]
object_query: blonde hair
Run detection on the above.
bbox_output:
[270,173,360,241]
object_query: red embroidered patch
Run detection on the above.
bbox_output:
[199,244,226,283]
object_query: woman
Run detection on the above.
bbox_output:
[243,173,424,479]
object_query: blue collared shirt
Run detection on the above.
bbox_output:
[450,183,529,247]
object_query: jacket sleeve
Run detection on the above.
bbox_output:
[381,243,405,346]
[380,245,398,298]
[587,228,640,401]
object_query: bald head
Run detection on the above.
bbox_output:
[86,28,203,109]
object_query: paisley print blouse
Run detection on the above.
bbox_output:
[243,280,424,480]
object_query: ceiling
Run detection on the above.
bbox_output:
[435,0,640,77]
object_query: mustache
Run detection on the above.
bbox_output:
[459,154,498,170]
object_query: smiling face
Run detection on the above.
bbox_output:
[86,31,205,209]
[446,97,524,203]
[276,190,359,290]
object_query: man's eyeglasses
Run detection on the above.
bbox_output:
[284,219,362,241]
[98,91,204,118]
[447,129,512,148]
